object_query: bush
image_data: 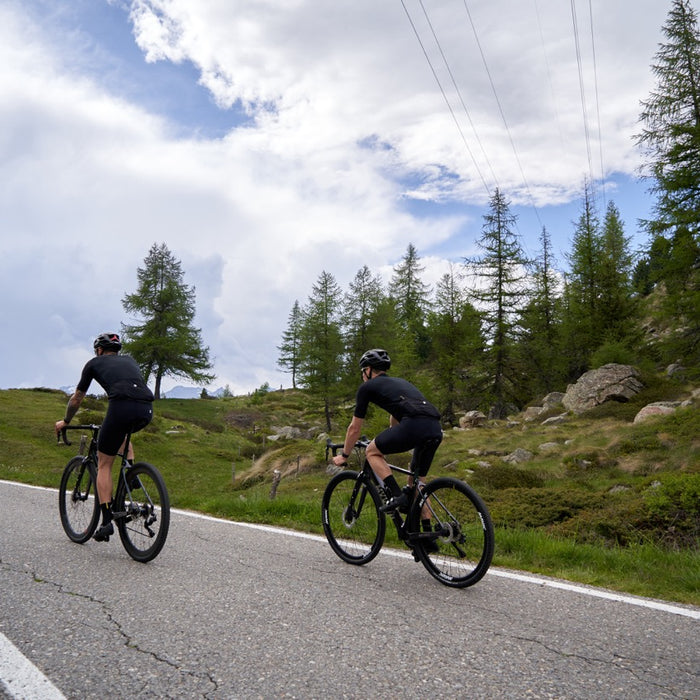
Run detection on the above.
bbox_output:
[644,473,700,549]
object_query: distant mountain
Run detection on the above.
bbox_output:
[162,385,225,399]
[56,384,223,399]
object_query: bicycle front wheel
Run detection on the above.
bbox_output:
[413,477,494,588]
[114,462,170,563]
[58,457,99,543]
[321,470,386,565]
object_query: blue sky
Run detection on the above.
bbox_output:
[0,0,674,394]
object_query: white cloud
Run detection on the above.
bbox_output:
[0,0,672,394]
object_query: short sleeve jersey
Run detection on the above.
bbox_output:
[76,354,154,402]
[353,374,435,421]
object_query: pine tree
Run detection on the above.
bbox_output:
[598,201,637,344]
[465,189,529,417]
[342,266,385,374]
[277,300,303,389]
[389,243,432,361]
[297,271,345,430]
[427,264,483,424]
[516,226,565,397]
[561,182,602,377]
[636,0,700,365]
[121,243,214,399]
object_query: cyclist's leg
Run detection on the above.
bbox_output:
[94,402,133,540]
[122,404,153,464]
[409,427,443,521]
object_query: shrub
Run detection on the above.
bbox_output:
[644,473,700,550]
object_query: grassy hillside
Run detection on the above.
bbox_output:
[0,384,698,605]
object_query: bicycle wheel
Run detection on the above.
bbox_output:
[412,477,494,588]
[321,470,386,565]
[113,462,170,563]
[58,457,100,543]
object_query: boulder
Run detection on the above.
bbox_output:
[460,410,487,428]
[522,406,544,422]
[562,364,643,414]
[502,448,533,464]
[542,392,565,409]
[633,402,680,424]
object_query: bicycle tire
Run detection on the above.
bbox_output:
[321,470,386,565]
[412,477,494,588]
[113,462,170,563]
[58,456,100,543]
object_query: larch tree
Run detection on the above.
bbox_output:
[465,188,530,417]
[297,271,345,431]
[389,243,432,362]
[277,300,303,389]
[122,243,215,399]
[636,0,700,364]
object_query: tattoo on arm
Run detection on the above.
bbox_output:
[65,391,85,423]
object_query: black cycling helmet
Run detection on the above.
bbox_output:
[93,332,122,352]
[359,348,391,371]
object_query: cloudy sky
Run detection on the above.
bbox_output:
[1,0,675,395]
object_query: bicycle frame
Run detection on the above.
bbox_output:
[59,425,153,506]
[327,439,444,552]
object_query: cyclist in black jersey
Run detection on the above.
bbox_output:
[54,333,154,542]
[332,349,443,514]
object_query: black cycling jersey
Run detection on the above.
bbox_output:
[355,374,442,476]
[354,374,440,421]
[75,353,154,455]
[77,354,154,403]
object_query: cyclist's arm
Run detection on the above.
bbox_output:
[333,415,364,465]
[55,389,86,434]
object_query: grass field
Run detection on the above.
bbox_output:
[1,385,698,605]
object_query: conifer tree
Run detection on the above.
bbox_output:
[598,201,637,344]
[297,271,345,430]
[465,189,529,417]
[389,243,432,361]
[516,226,565,397]
[561,182,602,377]
[636,0,700,365]
[427,264,483,424]
[277,300,303,389]
[122,243,214,399]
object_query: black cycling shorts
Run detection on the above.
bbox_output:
[98,400,153,456]
[374,417,443,476]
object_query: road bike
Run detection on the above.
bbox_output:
[57,424,170,563]
[322,438,494,588]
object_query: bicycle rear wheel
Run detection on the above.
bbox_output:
[321,470,386,565]
[114,462,170,563]
[58,456,100,543]
[413,477,494,588]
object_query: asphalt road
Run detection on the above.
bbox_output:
[1,480,698,699]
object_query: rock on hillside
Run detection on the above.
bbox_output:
[562,364,644,414]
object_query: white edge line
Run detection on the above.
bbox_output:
[0,633,66,700]
[3,479,699,622]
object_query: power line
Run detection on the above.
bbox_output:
[416,0,499,191]
[461,0,544,229]
[570,0,595,193]
[399,0,492,197]
[588,0,607,208]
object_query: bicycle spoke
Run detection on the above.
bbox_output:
[413,477,494,588]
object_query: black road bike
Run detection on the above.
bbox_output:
[322,438,494,588]
[58,424,170,563]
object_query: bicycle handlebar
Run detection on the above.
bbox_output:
[325,437,370,461]
[57,424,101,446]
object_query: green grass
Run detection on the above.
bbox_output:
[1,386,698,605]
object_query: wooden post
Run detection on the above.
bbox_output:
[269,469,282,499]
[79,434,87,455]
